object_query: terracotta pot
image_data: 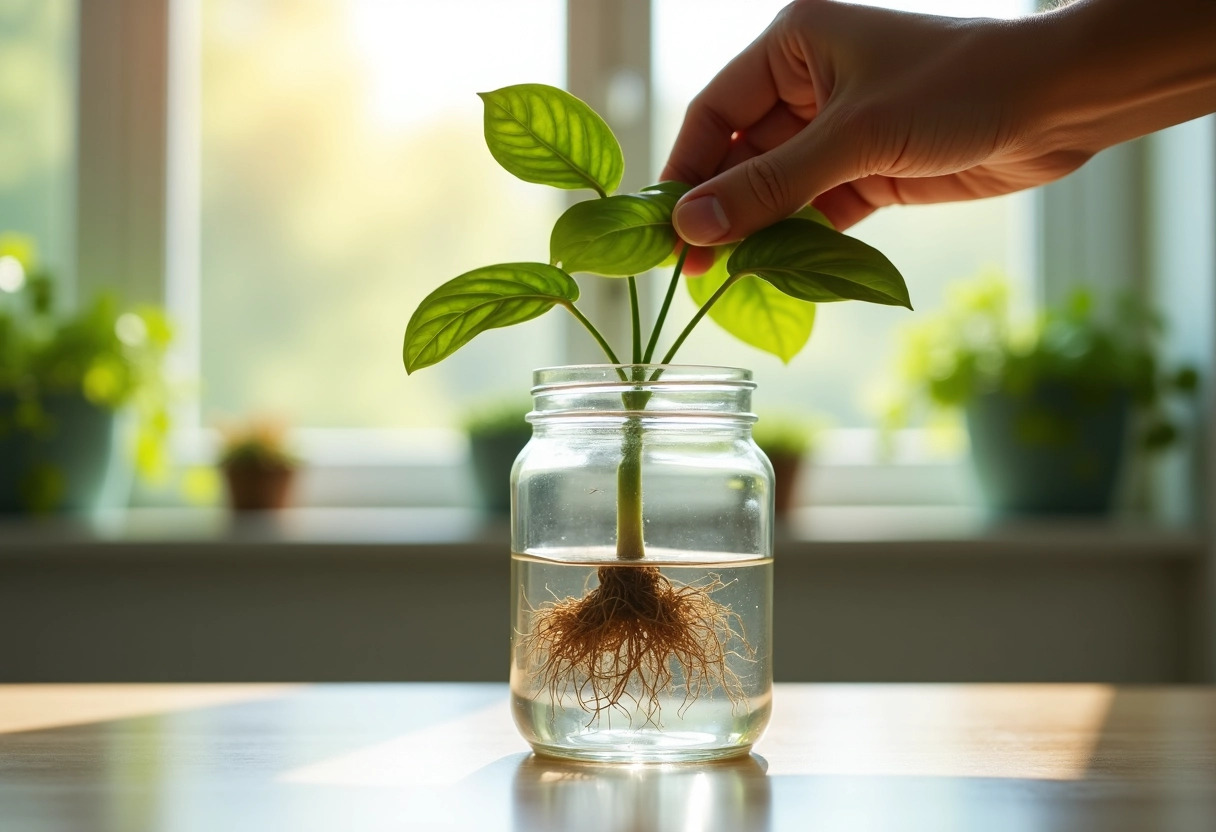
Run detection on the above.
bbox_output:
[222,463,295,511]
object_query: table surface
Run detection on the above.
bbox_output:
[1,684,1213,831]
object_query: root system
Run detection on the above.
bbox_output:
[520,565,752,726]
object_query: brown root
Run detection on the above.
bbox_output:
[520,565,752,727]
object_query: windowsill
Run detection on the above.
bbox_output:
[0,505,1201,563]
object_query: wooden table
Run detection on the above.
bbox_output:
[0,684,1213,830]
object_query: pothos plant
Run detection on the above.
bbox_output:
[403,83,910,718]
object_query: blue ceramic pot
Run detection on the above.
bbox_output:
[0,392,116,512]
[965,382,1129,514]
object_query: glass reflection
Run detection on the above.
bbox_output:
[512,753,771,832]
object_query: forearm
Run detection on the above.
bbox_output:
[1025,0,1216,152]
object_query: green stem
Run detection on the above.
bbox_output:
[627,276,642,364]
[617,366,647,560]
[616,418,645,560]
[642,246,689,364]
[658,274,741,366]
[562,302,623,370]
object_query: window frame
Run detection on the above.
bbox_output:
[73,0,1207,513]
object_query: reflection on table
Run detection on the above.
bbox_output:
[0,683,1213,831]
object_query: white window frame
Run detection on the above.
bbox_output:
[71,0,1210,514]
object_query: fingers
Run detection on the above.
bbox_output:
[680,245,716,277]
[813,163,1051,231]
[672,107,866,246]
[719,102,810,173]
[659,30,780,186]
[811,182,879,231]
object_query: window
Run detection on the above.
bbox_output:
[161,0,1038,504]
[61,0,1129,508]
[190,1,566,433]
[0,1,75,281]
[181,1,1035,429]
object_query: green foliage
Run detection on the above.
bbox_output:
[878,272,1196,450]
[687,246,815,364]
[403,82,910,373]
[728,218,912,308]
[550,192,680,276]
[639,181,692,199]
[404,263,580,373]
[478,84,624,197]
[0,238,175,480]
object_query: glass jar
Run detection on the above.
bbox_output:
[510,365,773,763]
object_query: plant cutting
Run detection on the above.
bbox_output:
[877,273,1196,513]
[403,84,910,760]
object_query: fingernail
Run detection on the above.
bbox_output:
[673,196,729,246]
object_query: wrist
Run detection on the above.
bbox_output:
[1025,0,1216,153]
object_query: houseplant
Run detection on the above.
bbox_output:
[0,234,173,513]
[464,400,532,514]
[877,273,1196,513]
[403,84,910,760]
[217,417,300,511]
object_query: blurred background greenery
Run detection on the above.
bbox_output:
[0,0,1207,518]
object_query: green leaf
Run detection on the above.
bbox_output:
[640,181,692,198]
[478,84,624,197]
[403,263,578,373]
[728,218,912,309]
[550,193,679,276]
[687,246,816,363]
[640,183,693,267]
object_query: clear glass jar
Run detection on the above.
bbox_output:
[510,365,773,763]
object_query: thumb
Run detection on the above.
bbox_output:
[672,110,864,246]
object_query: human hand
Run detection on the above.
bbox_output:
[662,0,1216,253]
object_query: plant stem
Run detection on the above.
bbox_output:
[617,366,647,560]
[616,271,739,548]
[643,246,689,364]
[627,276,642,364]
[658,274,741,365]
[616,262,733,557]
[616,418,645,560]
[562,302,622,368]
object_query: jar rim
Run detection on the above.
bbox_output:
[532,364,755,393]
[530,364,757,423]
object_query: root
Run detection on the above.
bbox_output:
[520,565,753,727]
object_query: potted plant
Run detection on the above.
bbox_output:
[464,400,532,514]
[0,234,173,513]
[217,417,299,511]
[751,414,825,518]
[877,273,1196,514]
[403,84,910,761]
